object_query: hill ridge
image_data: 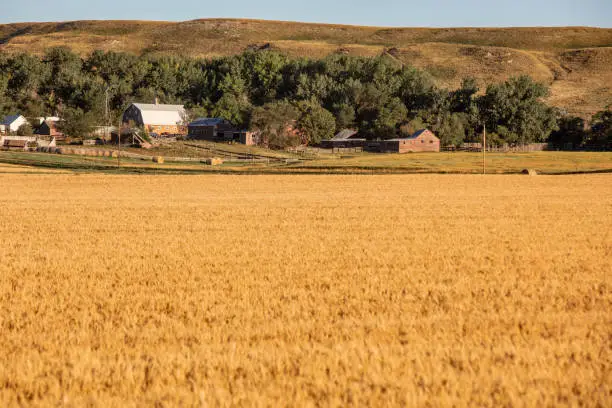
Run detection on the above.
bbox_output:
[0,19,610,115]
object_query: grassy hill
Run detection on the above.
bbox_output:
[1,19,611,116]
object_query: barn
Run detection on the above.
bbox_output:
[372,129,440,153]
[320,129,366,149]
[0,114,29,135]
[187,118,234,140]
[123,102,187,136]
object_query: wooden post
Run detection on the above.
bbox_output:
[483,123,486,175]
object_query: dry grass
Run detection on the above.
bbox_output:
[0,172,610,406]
[0,19,610,115]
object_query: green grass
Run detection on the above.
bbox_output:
[293,151,612,174]
[1,150,611,175]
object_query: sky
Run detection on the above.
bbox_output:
[0,0,610,27]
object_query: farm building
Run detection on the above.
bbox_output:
[188,118,258,145]
[320,129,366,149]
[2,139,28,151]
[123,102,187,136]
[36,119,65,140]
[188,118,234,140]
[368,129,440,153]
[0,114,29,135]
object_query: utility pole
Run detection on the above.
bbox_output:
[105,86,110,144]
[483,123,487,175]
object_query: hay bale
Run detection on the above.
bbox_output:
[522,169,538,176]
[103,151,110,157]
[205,157,224,166]
[152,156,165,164]
[110,151,119,158]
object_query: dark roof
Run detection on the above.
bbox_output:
[189,118,230,126]
[331,129,359,141]
[2,114,23,125]
[388,129,438,141]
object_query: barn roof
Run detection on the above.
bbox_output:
[3,139,27,147]
[331,129,359,140]
[131,103,186,126]
[388,129,438,141]
[189,118,229,127]
[1,114,24,125]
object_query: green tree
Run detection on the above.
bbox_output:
[589,109,612,148]
[478,76,557,144]
[58,108,96,139]
[296,100,336,145]
[250,101,300,148]
[16,122,33,136]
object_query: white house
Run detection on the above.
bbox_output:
[0,114,29,135]
[122,101,187,135]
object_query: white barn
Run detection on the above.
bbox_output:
[0,114,29,135]
[122,102,187,135]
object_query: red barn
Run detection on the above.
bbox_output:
[374,129,440,153]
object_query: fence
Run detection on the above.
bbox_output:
[442,143,551,153]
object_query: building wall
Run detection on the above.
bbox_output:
[146,124,187,135]
[188,125,216,139]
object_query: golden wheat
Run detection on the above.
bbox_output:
[0,173,610,407]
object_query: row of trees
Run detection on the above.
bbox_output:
[0,47,609,148]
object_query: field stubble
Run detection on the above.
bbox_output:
[0,173,610,406]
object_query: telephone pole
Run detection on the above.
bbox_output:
[483,123,487,175]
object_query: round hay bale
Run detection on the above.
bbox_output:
[152,156,165,164]
[522,169,538,176]
[110,151,119,158]
[103,150,110,157]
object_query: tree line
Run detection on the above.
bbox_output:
[0,47,609,148]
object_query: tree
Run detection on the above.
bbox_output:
[589,109,612,148]
[58,108,96,139]
[16,122,33,136]
[296,100,336,145]
[433,113,468,147]
[549,116,587,149]
[478,76,557,144]
[250,101,300,148]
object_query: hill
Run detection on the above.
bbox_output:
[1,19,611,115]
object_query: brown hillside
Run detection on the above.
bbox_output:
[1,19,610,115]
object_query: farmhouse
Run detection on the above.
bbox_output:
[320,129,366,149]
[369,129,440,153]
[123,102,187,135]
[0,114,29,135]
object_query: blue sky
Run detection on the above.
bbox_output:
[1,0,610,27]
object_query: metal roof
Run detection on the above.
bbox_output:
[331,129,359,141]
[189,118,229,126]
[387,129,437,141]
[130,103,186,126]
[2,114,24,125]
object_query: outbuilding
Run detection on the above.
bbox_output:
[320,129,366,149]
[371,129,440,153]
[123,101,187,135]
[0,114,29,135]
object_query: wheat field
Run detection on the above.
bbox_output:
[0,172,610,407]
